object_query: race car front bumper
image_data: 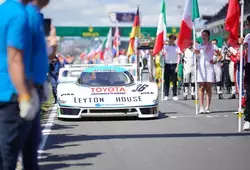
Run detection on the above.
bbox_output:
[57,105,159,119]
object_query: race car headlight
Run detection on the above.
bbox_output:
[153,99,158,104]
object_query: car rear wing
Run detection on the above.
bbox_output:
[58,64,138,83]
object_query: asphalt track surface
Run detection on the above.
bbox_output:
[39,93,250,170]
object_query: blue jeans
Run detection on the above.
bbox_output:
[50,75,58,102]
[0,95,26,170]
[22,85,42,170]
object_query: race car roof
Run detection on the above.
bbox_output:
[83,66,127,72]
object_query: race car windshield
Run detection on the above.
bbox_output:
[77,71,133,86]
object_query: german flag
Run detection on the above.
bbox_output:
[127,6,140,56]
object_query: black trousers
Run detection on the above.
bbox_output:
[222,62,231,90]
[164,63,177,96]
[0,95,25,170]
[244,63,250,122]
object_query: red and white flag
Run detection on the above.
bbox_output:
[178,0,200,52]
[113,22,121,57]
[225,0,240,47]
[153,0,167,56]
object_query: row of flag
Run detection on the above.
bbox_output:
[78,0,240,64]
[126,0,241,56]
[125,0,200,57]
[78,22,121,63]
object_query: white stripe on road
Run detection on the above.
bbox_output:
[169,114,232,119]
[38,105,57,156]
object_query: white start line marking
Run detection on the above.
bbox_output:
[38,105,57,156]
[169,114,233,119]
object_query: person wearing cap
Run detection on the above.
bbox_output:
[238,15,250,131]
[162,34,181,101]
[22,0,56,169]
[0,0,40,169]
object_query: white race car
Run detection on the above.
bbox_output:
[57,64,159,119]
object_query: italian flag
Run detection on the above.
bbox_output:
[100,39,107,60]
[153,0,167,56]
[177,0,200,52]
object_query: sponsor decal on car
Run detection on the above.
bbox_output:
[90,87,126,95]
[93,69,116,72]
[141,92,153,95]
[61,93,74,97]
[116,96,142,102]
[132,84,149,92]
[95,103,102,107]
[95,103,124,107]
[74,97,105,103]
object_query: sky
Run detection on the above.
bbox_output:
[42,0,228,27]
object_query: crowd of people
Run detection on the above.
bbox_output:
[143,28,250,131]
[141,29,250,130]
[113,28,250,131]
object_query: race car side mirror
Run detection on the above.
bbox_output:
[77,78,83,84]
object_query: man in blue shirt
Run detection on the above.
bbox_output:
[22,0,56,169]
[0,0,40,169]
[49,55,62,103]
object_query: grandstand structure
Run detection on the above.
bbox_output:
[202,0,250,38]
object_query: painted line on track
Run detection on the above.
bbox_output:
[169,114,233,119]
[38,104,57,156]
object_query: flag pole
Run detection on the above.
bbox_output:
[116,20,120,58]
[161,51,165,101]
[238,0,244,132]
[136,3,140,82]
[192,24,198,115]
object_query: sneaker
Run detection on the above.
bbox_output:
[228,94,236,99]
[218,94,224,99]
[205,108,210,114]
[199,107,204,114]
[243,121,250,131]
[173,96,179,101]
[164,96,169,101]
[183,95,187,100]
[191,95,195,100]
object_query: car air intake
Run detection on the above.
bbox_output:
[60,108,80,115]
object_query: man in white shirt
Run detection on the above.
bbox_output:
[163,34,181,101]
[118,49,128,64]
[238,15,250,131]
[183,42,195,100]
